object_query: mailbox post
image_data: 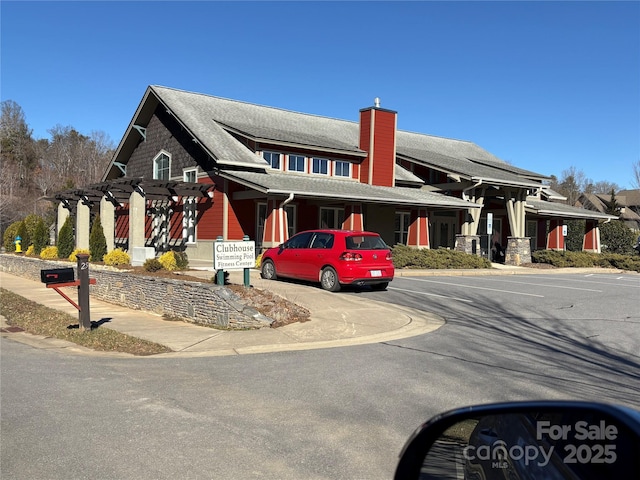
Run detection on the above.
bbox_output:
[77,253,91,330]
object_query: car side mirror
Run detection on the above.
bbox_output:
[394,401,640,480]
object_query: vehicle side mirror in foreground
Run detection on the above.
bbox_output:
[395,401,640,480]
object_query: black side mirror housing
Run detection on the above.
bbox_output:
[395,401,640,480]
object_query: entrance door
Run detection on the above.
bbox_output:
[432,214,457,248]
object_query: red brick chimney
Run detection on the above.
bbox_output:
[359,98,397,187]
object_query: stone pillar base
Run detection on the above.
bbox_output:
[455,235,481,256]
[505,237,531,266]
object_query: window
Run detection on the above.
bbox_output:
[334,161,351,177]
[310,232,334,249]
[395,212,410,245]
[182,199,197,243]
[312,157,328,175]
[183,168,197,183]
[285,231,313,249]
[256,203,296,248]
[320,207,345,229]
[288,154,306,172]
[153,152,170,180]
[263,151,281,170]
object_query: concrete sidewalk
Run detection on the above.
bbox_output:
[0,269,444,358]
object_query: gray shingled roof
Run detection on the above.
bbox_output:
[220,170,478,209]
[150,86,548,185]
[526,199,617,220]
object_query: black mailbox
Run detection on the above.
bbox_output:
[40,268,75,284]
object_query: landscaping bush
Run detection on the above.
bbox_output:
[158,250,188,271]
[103,248,131,266]
[89,215,108,262]
[3,221,22,252]
[531,250,640,272]
[57,216,75,259]
[40,246,59,259]
[600,220,636,255]
[25,245,35,256]
[392,245,492,269]
[143,258,163,272]
[69,249,91,262]
[16,221,29,252]
[32,217,49,255]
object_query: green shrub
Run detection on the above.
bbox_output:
[532,250,640,272]
[40,246,59,259]
[600,220,636,255]
[103,248,131,266]
[565,219,586,252]
[3,221,22,252]
[392,245,492,269]
[22,214,42,247]
[32,217,49,255]
[57,216,75,259]
[143,258,163,272]
[89,215,108,262]
[16,221,29,252]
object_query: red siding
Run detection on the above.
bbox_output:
[359,107,396,187]
[115,205,129,238]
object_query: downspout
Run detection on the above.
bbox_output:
[279,193,294,242]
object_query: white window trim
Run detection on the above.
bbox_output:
[395,211,410,245]
[333,160,351,178]
[263,151,282,171]
[153,150,171,180]
[287,154,307,173]
[312,157,329,176]
[319,207,345,229]
[183,167,198,183]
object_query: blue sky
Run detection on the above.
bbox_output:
[2,1,638,188]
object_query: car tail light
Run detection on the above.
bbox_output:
[386,251,392,261]
[340,252,362,261]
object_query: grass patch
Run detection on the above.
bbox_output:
[0,288,172,356]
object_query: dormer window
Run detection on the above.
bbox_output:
[263,151,281,170]
[288,154,306,173]
[312,157,328,175]
[334,161,351,177]
[153,152,171,180]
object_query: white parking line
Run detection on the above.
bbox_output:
[403,278,545,297]
[475,277,602,292]
[387,286,474,302]
[533,275,640,288]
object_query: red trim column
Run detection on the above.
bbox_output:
[583,220,601,253]
[262,199,289,248]
[407,209,430,249]
[342,204,364,231]
[546,219,564,250]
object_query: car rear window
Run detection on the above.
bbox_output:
[345,235,388,250]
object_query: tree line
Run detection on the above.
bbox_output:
[1,99,114,237]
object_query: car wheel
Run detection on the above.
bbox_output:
[320,267,341,292]
[261,259,277,280]
[371,282,388,291]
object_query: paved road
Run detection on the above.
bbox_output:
[2,273,638,479]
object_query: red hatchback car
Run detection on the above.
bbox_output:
[260,229,395,292]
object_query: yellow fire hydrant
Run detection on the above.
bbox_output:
[14,235,22,253]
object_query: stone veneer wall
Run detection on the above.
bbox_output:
[0,254,272,329]
[504,237,532,266]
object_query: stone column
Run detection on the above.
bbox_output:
[100,196,116,252]
[129,189,146,249]
[455,234,481,255]
[57,202,70,237]
[505,237,532,265]
[76,200,91,250]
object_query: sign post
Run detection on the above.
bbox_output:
[213,237,256,288]
[77,253,91,330]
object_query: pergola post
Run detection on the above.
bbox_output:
[76,199,91,250]
[100,196,116,252]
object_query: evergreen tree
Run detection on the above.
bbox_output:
[15,221,29,251]
[32,217,49,255]
[57,215,75,259]
[600,220,636,255]
[604,189,622,216]
[89,215,107,262]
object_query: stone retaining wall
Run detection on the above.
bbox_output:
[0,254,272,329]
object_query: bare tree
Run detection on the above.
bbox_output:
[557,166,591,206]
